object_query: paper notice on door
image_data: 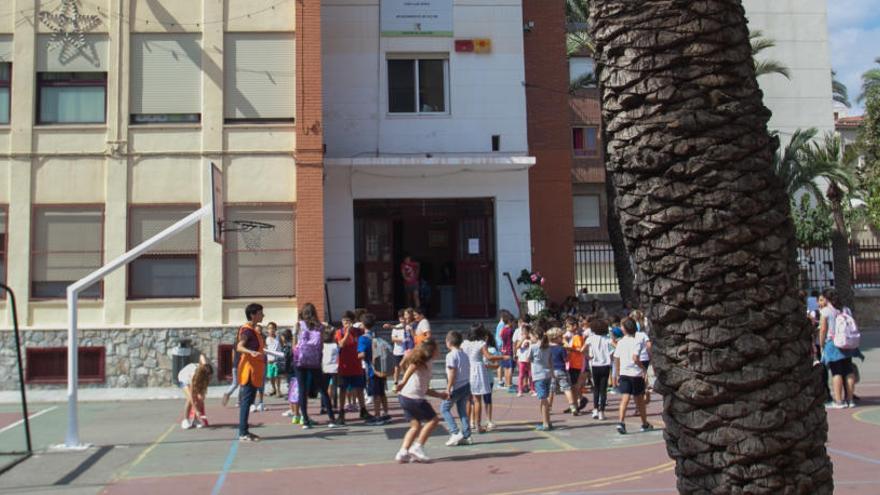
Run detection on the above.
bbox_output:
[468,238,480,255]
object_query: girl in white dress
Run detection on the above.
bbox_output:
[461,324,505,433]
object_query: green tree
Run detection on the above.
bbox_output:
[751,30,791,79]
[589,0,832,492]
[803,133,859,308]
[832,70,851,108]
[857,57,880,227]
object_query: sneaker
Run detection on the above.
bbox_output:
[640,423,654,432]
[180,418,193,430]
[239,433,261,442]
[617,422,627,435]
[408,444,430,463]
[249,404,257,413]
[486,421,496,431]
[365,418,385,426]
[446,432,465,446]
[530,392,537,397]
[221,392,231,407]
[535,424,548,432]
[327,421,339,429]
[569,406,579,416]
[256,403,266,412]
[283,410,294,417]
[825,402,847,410]
[847,400,857,408]
[291,416,302,425]
[395,450,411,463]
[460,436,474,445]
[362,413,377,423]
[302,423,313,430]
[591,409,599,419]
[507,386,517,393]
[598,411,606,421]
[578,397,589,411]
[517,392,523,398]
[380,414,392,422]
[337,417,346,426]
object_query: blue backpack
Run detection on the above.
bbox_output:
[294,321,323,369]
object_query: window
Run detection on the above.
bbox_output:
[37,72,107,124]
[0,208,6,285]
[131,34,201,124]
[129,206,199,299]
[388,56,448,114]
[26,347,105,384]
[224,205,295,298]
[224,33,295,123]
[217,344,234,381]
[0,63,10,124]
[573,126,598,156]
[31,207,103,299]
[573,195,601,228]
[569,56,595,85]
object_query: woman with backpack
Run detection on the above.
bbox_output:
[293,303,338,428]
[818,289,864,409]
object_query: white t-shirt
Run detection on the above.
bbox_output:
[613,335,645,377]
[391,325,407,356]
[820,306,837,341]
[400,365,432,400]
[586,333,612,367]
[265,336,279,363]
[416,318,431,337]
[322,342,339,374]
[635,332,651,362]
[178,363,198,386]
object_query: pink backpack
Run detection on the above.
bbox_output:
[294,321,323,369]
[832,308,861,350]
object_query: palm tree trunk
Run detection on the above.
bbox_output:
[828,186,854,309]
[589,1,833,493]
[605,157,639,305]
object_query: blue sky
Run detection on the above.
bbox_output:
[828,0,880,114]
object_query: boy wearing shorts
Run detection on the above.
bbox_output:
[614,319,653,434]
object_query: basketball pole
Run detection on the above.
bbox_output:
[62,204,213,449]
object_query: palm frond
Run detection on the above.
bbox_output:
[755,60,791,79]
[832,69,851,108]
[856,66,880,103]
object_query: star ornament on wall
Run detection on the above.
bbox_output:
[38,0,102,64]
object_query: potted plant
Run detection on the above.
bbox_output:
[516,269,547,315]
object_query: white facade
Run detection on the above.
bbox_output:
[743,0,836,138]
[322,0,532,316]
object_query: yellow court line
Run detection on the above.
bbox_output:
[851,406,880,427]
[535,430,577,451]
[490,461,676,495]
[109,423,177,483]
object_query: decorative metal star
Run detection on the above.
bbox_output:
[38,0,102,63]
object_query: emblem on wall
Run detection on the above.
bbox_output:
[38,0,102,64]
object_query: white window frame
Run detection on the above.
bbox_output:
[386,54,450,115]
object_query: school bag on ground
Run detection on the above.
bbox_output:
[833,308,861,350]
[294,321,323,368]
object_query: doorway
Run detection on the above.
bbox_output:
[354,198,496,320]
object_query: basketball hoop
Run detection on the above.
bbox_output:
[220,220,275,250]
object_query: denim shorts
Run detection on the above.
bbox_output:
[534,378,552,400]
[552,369,571,392]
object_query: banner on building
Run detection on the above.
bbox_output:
[381,0,453,37]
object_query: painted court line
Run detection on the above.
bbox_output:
[0,406,57,435]
[107,422,176,484]
[490,461,675,495]
[828,448,880,465]
[210,438,240,495]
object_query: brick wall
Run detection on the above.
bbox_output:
[522,0,575,303]
[295,0,326,318]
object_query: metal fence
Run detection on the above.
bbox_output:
[574,242,619,295]
[798,240,880,290]
[575,240,880,295]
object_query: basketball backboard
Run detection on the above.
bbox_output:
[211,162,224,244]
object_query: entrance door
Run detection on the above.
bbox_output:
[361,218,394,319]
[457,216,493,318]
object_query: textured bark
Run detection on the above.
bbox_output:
[605,168,639,304]
[589,1,834,493]
[827,185,854,310]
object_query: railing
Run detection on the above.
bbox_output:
[574,242,619,295]
[575,240,880,294]
[797,240,880,290]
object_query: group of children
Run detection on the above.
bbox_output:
[176,302,658,462]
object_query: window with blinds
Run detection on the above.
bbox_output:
[223,205,295,298]
[31,207,103,299]
[224,33,295,122]
[130,34,202,124]
[0,35,10,124]
[128,206,199,299]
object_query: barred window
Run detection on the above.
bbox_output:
[32,207,103,299]
[129,205,199,299]
[224,205,295,298]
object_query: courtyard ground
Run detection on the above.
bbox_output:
[0,330,878,495]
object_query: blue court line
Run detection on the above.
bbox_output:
[211,438,240,495]
[828,447,880,465]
